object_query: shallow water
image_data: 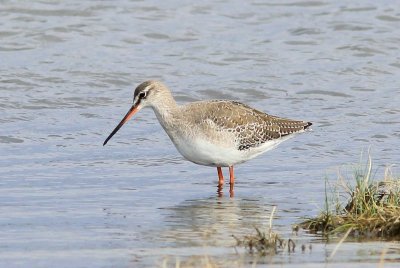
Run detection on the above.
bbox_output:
[1,0,400,267]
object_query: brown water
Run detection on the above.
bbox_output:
[1,0,400,267]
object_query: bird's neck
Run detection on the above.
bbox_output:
[150,94,180,128]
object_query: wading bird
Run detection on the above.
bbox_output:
[104,81,312,196]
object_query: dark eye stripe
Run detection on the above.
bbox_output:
[139,92,147,99]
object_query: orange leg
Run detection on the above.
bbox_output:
[217,167,224,186]
[229,166,235,185]
[229,166,235,197]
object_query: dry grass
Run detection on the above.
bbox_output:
[233,206,296,255]
[301,154,400,239]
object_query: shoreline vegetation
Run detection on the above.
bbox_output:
[301,155,400,239]
[233,206,297,255]
[233,154,399,260]
[161,155,399,267]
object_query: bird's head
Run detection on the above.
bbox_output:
[103,80,168,146]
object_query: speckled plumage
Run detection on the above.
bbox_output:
[123,80,312,167]
[180,100,311,152]
[104,80,312,193]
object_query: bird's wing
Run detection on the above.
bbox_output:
[186,100,311,151]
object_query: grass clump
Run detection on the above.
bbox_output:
[301,154,400,239]
[233,206,296,255]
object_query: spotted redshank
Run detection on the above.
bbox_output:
[103,81,312,195]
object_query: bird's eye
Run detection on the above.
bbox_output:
[139,92,147,99]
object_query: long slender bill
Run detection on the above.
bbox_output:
[103,105,138,146]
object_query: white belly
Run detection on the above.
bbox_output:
[169,134,293,167]
[172,136,243,167]
[155,111,299,167]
